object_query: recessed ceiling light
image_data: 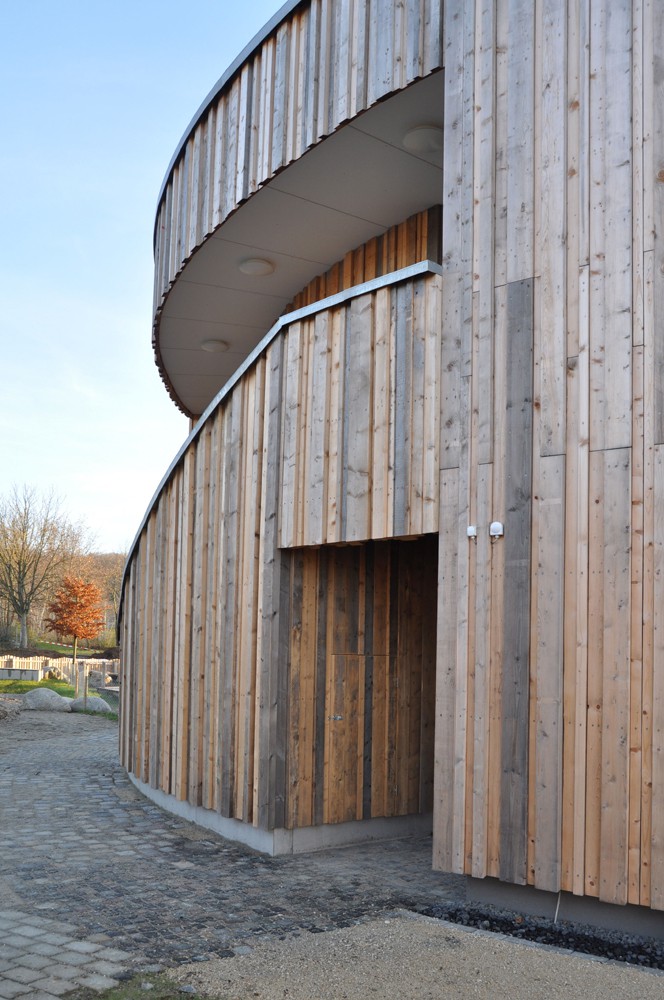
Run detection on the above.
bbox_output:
[200,339,230,353]
[402,125,443,154]
[238,257,275,276]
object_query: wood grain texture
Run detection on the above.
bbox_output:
[279,273,443,546]
[498,278,533,885]
[153,0,444,311]
[119,0,664,915]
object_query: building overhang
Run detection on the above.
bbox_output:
[154,70,444,418]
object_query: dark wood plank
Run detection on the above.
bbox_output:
[499,277,534,884]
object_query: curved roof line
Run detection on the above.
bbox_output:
[154,0,305,230]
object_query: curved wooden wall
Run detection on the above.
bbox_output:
[123,0,664,914]
[120,270,442,830]
[289,205,442,310]
[434,0,664,910]
[152,0,443,315]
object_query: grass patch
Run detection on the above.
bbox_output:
[0,679,119,721]
[0,678,76,697]
[78,707,119,721]
[65,972,202,1000]
[33,640,101,657]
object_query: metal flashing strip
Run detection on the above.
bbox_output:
[120,259,443,604]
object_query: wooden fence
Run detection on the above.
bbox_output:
[0,657,120,686]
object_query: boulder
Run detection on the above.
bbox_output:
[22,688,72,712]
[0,697,22,721]
[70,696,114,714]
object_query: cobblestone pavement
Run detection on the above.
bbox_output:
[0,710,463,998]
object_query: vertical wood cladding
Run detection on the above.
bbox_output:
[284,539,437,828]
[153,0,444,315]
[279,274,442,546]
[288,206,442,309]
[121,0,664,912]
[120,271,442,831]
[434,0,663,911]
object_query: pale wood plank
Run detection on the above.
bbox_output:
[471,464,492,878]
[326,309,344,542]
[174,454,194,801]
[306,311,330,545]
[505,0,535,283]
[535,0,566,457]
[423,276,442,533]
[254,339,285,829]
[654,2,664,443]
[343,294,373,541]
[641,249,655,905]
[487,285,507,878]
[393,283,412,535]
[220,395,241,817]
[650,445,664,907]
[532,454,565,892]
[409,280,426,536]
[279,324,302,548]
[371,288,390,538]
[187,432,209,806]
[628,343,645,902]
[588,0,633,452]
[472,0,495,467]
[493,0,508,288]
[598,449,631,906]
[202,415,221,811]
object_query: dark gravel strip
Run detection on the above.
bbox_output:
[421,901,664,970]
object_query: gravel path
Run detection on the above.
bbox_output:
[168,911,664,1000]
[1,708,663,999]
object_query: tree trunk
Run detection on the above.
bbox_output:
[19,614,28,648]
[73,635,79,696]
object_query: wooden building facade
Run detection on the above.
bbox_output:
[120,0,664,917]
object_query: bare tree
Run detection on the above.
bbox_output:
[0,486,86,648]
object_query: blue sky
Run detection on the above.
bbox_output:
[0,0,279,552]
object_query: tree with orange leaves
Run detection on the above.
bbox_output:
[46,576,105,694]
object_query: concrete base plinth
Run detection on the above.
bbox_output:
[128,772,432,855]
[467,876,664,940]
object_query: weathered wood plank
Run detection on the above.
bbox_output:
[393,283,412,536]
[342,295,373,540]
[641,249,655,905]
[535,0,566,457]
[487,284,507,878]
[505,0,535,283]
[651,445,664,908]
[471,463,492,878]
[532,454,565,892]
[598,448,631,906]
[499,278,533,885]
[654,4,664,443]
[306,311,330,545]
[589,0,633,452]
